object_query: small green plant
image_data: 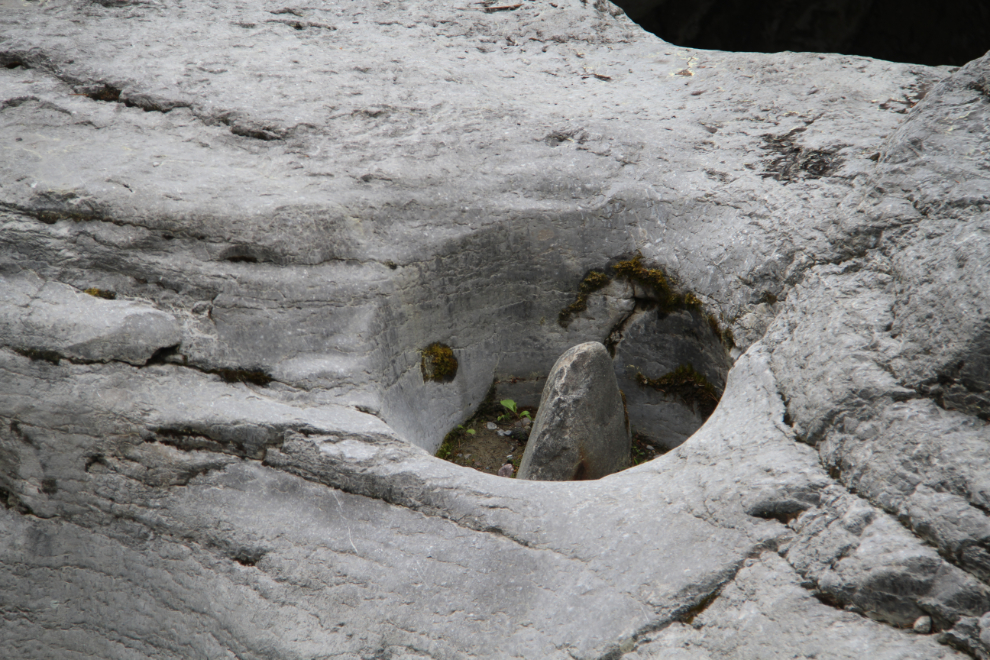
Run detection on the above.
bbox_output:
[497,399,532,422]
[631,440,650,465]
[435,424,475,460]
[435,434,457,460]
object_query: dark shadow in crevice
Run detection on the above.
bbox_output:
[612,0,990,67]
[12,347,62,365]
[748,505,805,525]
[676,587,722,625]
[76,83,191,114]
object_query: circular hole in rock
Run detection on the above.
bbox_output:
[612,0,990,66]
[420,254,734,480]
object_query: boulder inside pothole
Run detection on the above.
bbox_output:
[517,341,631,481]
[432,255,735,477]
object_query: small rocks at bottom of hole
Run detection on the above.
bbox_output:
[486,422,497,430]
[497,430,511,437]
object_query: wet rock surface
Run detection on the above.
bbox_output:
[0,0,988,658]
[517,342,629,481]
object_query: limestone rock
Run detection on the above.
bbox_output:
[518,342,630,481]
[614,308,731,450]
[0,269,181,366]
[0,0,987,657]
[628,553,959,660]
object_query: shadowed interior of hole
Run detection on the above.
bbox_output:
[394,249,734,470]
[373,214,735,462]
[611,0,990,67]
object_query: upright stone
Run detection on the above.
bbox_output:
[518,342,630,481]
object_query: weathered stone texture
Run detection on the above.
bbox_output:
[1,0,988,657]
[517,342,630,480]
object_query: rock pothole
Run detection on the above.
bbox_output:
[426,254,735,476]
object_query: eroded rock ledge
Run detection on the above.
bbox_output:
[1,0,988,658]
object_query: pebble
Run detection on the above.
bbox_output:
[497,430,511,437]
[912,616,932,634]
[486,422,497,430]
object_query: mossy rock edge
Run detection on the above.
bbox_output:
[421,343,458,383]
[557,255,735,350]
[635,363,721,419]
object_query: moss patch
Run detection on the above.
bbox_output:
[612,256,677,309]
[212,368,272,386]
[83,287,116,300]
[683,292,703,311]
[13,347,62,365]
[706,313,735,350]
[558,270,610,327]
[557,255,736,350]
[421,343,458,383]
[435,429,463,460]
[635,363,721,418]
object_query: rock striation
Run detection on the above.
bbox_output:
[1,0,989,658]
[517,342,630,481]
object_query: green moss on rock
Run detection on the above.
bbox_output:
[436,429,462,460]
[612,255,668,291]
[558,270,611,328]
[83,287,116,300]
[612,256,685,313]
[421,343,458,383]
[706,313,735,350]
[683,292,703,311]
[635,363,721,418]
[556,255,736,350]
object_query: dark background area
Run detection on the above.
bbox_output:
[612,0,990,67]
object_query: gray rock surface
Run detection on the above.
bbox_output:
[517,342,630,480]
[1,0,989,657]
[614,307,730,450]
[0,269,181,365]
